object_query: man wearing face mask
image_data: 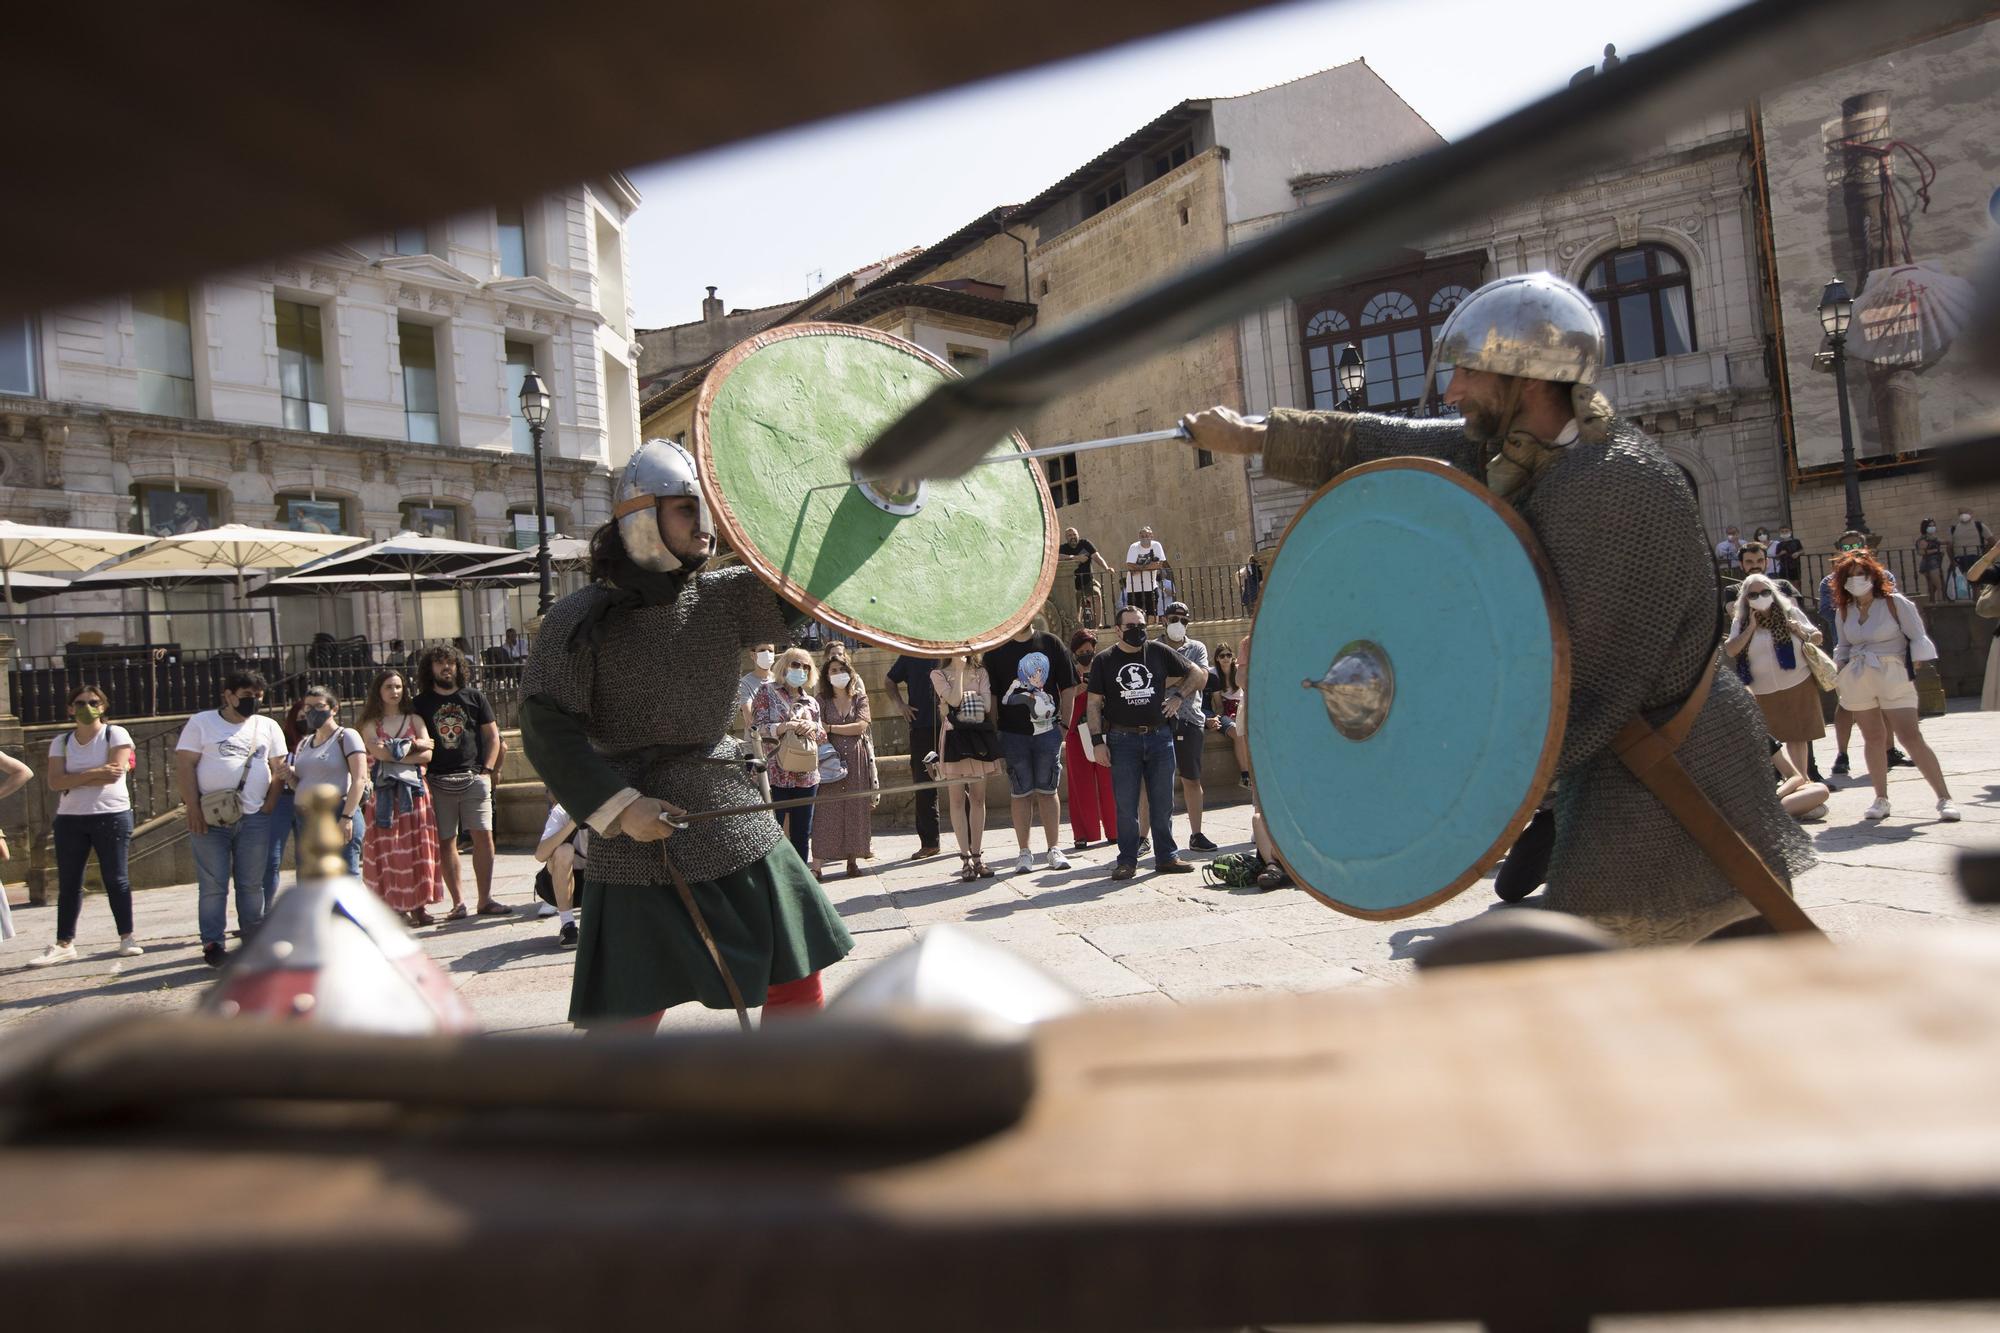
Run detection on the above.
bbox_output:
[737,642,777,740]
[1086,604,1205,880]
[1771,525,1805,587]
[175,672,289,967]
[1158,601,1218,853]
[1951,509,1994,574]
[520,440,853,1029]
[1180,272,1810,945]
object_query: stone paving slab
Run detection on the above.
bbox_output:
[5,707,1999,1040]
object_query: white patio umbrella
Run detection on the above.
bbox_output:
[0,571,79,604]
[86,523,365,601]
[268,531,521,640]
[450,535,592,584]
[0,520,156,621]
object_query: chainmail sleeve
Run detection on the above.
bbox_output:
[721,564,793,647]
[1263,409,1486,490]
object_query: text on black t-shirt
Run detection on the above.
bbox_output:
[413,687,495,777]
[1087,641,1194,729]
[984,633,1078,735]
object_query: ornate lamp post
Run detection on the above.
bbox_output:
[517,367,554,613]
[1817,278,1866,535]
[1336,343,1367,410]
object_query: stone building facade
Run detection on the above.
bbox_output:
[0,177,642,656]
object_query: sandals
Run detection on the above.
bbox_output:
[959,855,978,882]
[443,903,469,921]
[477,901,513,917]
[409,908,437,927]
[971,857,991,879]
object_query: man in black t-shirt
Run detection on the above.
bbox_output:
[1052,527,1111,628]
[884,654,943,859]
[1086,604,1205,879]
[984,626,1080,874]
[413,646,507,917]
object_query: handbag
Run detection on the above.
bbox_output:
[199,743,265,827]
[774,729,819,775]
[1977,581,2000,620]
[816,742,848,785]
[1800,640,1839,693]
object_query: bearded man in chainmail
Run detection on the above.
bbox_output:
[520,440,853,1028]
[1181,272,1810,945]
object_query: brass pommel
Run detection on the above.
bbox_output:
[296,785,350,880]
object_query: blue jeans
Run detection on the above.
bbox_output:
[294,807,365,877]
[53,811,134,942]
[263,786,297,908]
[193,810,274,945]
[778,783,818,864]
[1108,729,1178,869]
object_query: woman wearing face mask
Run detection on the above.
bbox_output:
[752,647,827,866]
[1725,573,1826,784]
[27,684,137,966]
[1917,518,1947,603]
[737,642,778,739]
[1206,643,1250,789]
[1062,631,1117,852]
[1830,551,1957,821]
[280,684,369,876]
[930,651,1002,880]
[812,645,874,878]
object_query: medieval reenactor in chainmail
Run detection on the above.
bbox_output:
[521,440,853,1028]
[1181,273,1811,945]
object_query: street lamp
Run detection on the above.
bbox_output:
[517,366,554,613]
[1336,343,1367,410]
[1817,278,1867,535]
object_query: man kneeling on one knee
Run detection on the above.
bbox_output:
[1086,605,1205,880]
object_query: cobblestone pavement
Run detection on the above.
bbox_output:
[6,706,1997,1036]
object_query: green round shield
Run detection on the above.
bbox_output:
[695,324,1057,653]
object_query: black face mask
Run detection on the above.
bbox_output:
[1121,625,1146,647]
[1075,650,1095,665]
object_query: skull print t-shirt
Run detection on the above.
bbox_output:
[1087,641,1194,730]
[413,687,495,778]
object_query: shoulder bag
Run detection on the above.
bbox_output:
[200,742,265,827]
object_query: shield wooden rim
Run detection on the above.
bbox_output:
[1247,456,1572,921]
[692,322,1059,654]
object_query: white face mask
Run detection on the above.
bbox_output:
[828,672,851,689]
[1165,622,1187,642]
[1748,594,1774,611]
[1845,576,1875,596]
[1779,531,1791,539]
[753,650,775,670]
[1961,514,1973,524]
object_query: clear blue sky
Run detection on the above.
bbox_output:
[624,0,1743,329]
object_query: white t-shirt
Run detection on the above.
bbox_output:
[1125,540,1167,592]
[176,710,288,809]
[49,724,135,816]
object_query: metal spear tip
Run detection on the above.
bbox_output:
[826,925,1082,1029]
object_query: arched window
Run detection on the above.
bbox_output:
[1297,255,1483,413]
[1583,245,1695,365]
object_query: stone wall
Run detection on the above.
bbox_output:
[1787,470,2000,565]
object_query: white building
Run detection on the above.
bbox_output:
[0,176,641,658]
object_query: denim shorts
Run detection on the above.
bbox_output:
[999,727,1063,797]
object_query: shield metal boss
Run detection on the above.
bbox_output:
[1248,458,1569,919]
[694,323,1057,653]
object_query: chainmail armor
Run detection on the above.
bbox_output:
[1264,407,1813,946]
[522,564,791,885]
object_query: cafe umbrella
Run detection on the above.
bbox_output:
[0,520,155,622]
[260,532,522,641]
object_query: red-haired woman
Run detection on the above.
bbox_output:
[1830,551,1957,822]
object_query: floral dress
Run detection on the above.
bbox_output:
[812,690,873,860]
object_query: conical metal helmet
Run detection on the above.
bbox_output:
[614,438,712,572]
[1433,272,1605,385]
[199,786,479,1034]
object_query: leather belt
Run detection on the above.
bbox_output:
[1609,651,1820,936]
[1107,723,1160,735]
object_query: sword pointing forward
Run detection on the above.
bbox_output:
[656,775,985,832]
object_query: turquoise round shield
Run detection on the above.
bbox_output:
[1247,459,1568,919]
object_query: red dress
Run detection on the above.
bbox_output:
[1062,689,1117,842]
[361,716,445,912]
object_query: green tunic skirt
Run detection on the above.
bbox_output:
[569,837,854,1025]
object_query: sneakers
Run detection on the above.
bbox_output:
[26,942,78,967]
[1156,858,1196,875]
[1044,847,1071,870]
[1070,839,1090,852]
[1134,836,1151,856]
[1237,772,1252,789]
[1831,753,1850,776]
[117,935,143,957]
[557,921,579,949]
[1016,851,1034,875]
[536,901,557,919]
[1797,802,1829,823]
[1938,799,1962,822]
[203,941,228,968]
[1110,862,1138,881]
[1887,747,1913,769]
[1187,832,1218,852]
[1256,864,1290,892]
[1862,797,1891,821]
